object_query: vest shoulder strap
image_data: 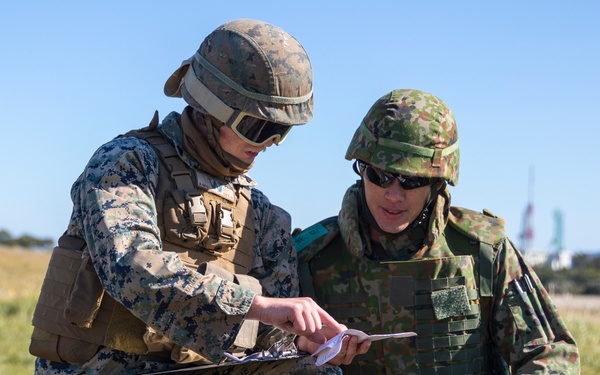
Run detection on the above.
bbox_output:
[293,216,340,263]
[448,206,505,246]
[446,207,504,297]
[294,216,341,300]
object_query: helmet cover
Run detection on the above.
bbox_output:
[345,89,459,185]
[165,19,313,126]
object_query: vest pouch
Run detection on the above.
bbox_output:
[231,273,262,350]
[30,242,102,363]
[200,201,238,252]
[30,327,100,364]
[163,189,210,248]
[63,253,105,328]
[31,238,149,363]
[143,326,212,365]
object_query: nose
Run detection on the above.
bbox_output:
[263,138,275,148]
[384,179,406,202]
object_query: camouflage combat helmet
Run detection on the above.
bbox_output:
[346,89,460,186]
[164,19,313,127]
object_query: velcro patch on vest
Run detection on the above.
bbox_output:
[195,171,235,202]
[430,285,471,320]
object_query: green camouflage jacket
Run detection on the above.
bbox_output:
[296,183,579,375]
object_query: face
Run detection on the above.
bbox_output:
[219,126,274,167]
[362,172,432,236]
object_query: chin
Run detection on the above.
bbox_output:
[380,224,409,234]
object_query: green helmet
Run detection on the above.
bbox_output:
[346,89,459,186]
[164,19,313,126]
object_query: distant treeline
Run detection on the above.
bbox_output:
[534,253,600,295]
[1,227,598,295]
[0,229,54,249]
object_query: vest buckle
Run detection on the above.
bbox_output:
[218,204,234,239]
[185,192,208,226]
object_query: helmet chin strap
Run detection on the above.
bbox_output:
[358,179,440,237]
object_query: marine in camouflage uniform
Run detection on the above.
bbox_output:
[30,19,342,375]
[295,89,579,374]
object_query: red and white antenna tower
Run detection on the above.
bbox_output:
[519,166,534,252]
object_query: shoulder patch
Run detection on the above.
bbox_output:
[293,216,340,263]
[448,206,505,245]
[294,223,328,252]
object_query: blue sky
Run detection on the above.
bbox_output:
[1,1,599,252]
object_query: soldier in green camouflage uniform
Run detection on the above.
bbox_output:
[30,19,351,375]
[295,89,580,374]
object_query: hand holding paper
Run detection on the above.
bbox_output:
[311,329,417,366]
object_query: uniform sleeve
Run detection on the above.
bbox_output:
[491,238,580,374]
[249,189,298,299]
[69,137,255,363]
[247,189,299,349]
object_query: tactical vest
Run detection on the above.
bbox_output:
[296,208,509,375]
[30,120,261,365]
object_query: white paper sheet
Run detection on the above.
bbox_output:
[312,329,417,366]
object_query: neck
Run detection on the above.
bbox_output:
[369,226,383,244]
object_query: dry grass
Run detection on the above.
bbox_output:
[0,246,597,374]
[552,293,600,314]
[0,246,50,299]
[552,294,600,372]
[0,246,51,374]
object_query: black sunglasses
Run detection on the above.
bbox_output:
[354,160,433,190]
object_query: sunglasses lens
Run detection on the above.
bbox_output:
[364,166,393,188]
[361,163,431,190]
[399,177,429,190]
[234,116,291,145]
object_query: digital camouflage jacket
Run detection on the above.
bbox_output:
[33,111,312,375]
[296,183,579,375]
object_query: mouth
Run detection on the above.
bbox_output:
[243,148,265,161]
[381,207,405,217]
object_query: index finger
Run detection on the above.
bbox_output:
[315,306,345,334]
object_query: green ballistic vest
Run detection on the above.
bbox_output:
[297,209,508,375]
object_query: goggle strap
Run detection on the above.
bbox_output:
[182,63,234,124]
[194,52,313,105]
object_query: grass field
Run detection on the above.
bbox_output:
[551,294,600,373]
[0,246,50,374]
[1,246,598,374]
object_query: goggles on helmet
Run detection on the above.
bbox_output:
[227,111,292,147]
[354,160,433,190]
[178,57,305,147]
